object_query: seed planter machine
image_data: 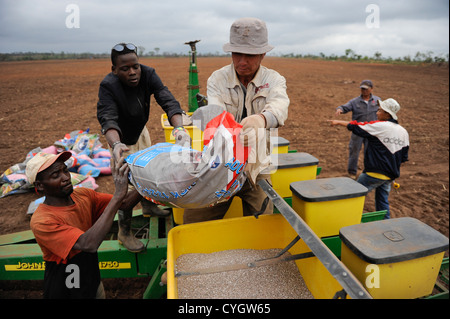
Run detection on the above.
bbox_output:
[1,139,447,299]
[0,44,448,299]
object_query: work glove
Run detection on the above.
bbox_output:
[172,126,192,147]
[239,114,266,147]
[239,114,267,186]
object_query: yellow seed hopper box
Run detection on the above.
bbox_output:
[290,177,368,237]
[339,217,449,299]
[166,214,345,299]
[269,152,319,198]
[270,136,290,154]
[161,113,203,151]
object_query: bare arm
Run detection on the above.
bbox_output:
[73,157,130,253]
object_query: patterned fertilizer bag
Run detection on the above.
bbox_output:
[125,111,249,209]
[71,133,99,156]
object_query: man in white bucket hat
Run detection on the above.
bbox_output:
[328,98,409,219]
[378,98,401,120]
[183,17,290,224]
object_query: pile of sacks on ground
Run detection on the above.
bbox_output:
[0,129,112,214]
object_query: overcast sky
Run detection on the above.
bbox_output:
[0,0,448,59]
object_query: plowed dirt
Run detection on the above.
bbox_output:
[0,57,448,298]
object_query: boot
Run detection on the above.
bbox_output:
[117,209,145,253]
[141,199,171,217]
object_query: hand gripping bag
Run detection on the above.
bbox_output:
[125,111,249,209]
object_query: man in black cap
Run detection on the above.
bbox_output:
[97,43,189,252]
[335,80,381,179]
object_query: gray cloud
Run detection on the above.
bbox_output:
[0,0,448,58]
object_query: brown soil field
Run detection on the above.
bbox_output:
[0,57,448,298]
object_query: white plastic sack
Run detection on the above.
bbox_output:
[125,111,249,209]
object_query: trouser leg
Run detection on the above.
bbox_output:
[241,175,273,216]
[183,175,272,224]
[375,181,392,219]
[348,134,364,175]
[141,198,171,217]
[183,200,232,224]
[114,127,150,253]
[357,173,392,219]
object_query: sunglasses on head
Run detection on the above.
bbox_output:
[112,43,137,53]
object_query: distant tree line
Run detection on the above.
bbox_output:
[1,48,448,66]
[0,51,109,61]
[280,48,449,65]
[0,50,228,62]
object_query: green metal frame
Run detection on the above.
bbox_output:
[424,257,449,299]
[0,209,388,281]
[0,142,448,299]
[143,259,167,299]
[0,213,172,299]
[0,206,448,299]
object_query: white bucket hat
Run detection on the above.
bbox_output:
[223,17,274,55]
[378,98,401,120]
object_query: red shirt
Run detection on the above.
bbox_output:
[30,188,113,264]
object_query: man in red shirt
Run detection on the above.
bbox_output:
[27,151,141,298]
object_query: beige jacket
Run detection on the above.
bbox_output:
[207,63,289,126]
[207,63,290,182]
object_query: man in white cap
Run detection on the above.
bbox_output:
[26,151,141,298]
[335,80,381,179]
[183,17,289,223]
[328,98,409,219]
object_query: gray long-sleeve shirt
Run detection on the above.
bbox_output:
[336,94,380,122]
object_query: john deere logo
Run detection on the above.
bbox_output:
[383,230,404,242]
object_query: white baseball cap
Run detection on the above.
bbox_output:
[378,98,401,120]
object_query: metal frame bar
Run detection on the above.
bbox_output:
[0,215,171,281]
[258,179,372,299]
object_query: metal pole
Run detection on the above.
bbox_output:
[258,179,372,299]
[185,40,200,112]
